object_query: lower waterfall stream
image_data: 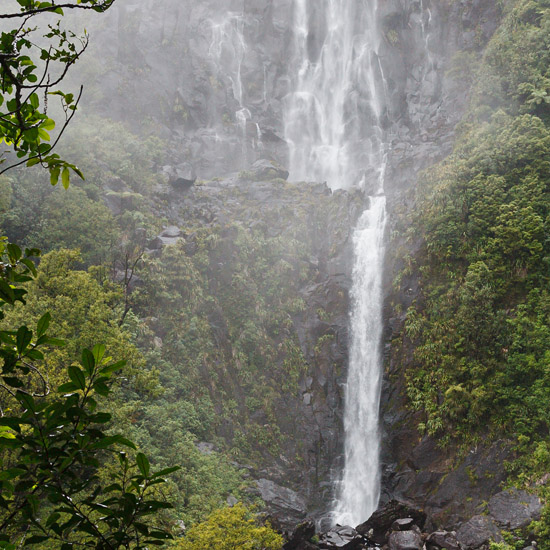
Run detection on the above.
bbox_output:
[284,0,388,526]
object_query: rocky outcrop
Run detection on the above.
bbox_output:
[488,489,543,530]
[456,516,503,549]
[356,499,426,544]
[283,521,316,550]
[426,530,461,550]
[79,0,515,531]
[256,479,307,531]
[388,530,423,550]
[283,497,539,550]
[144,173,363,520]
[318,525,362,549]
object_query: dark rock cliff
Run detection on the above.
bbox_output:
[144,173,363,529]
[78,0,509,530]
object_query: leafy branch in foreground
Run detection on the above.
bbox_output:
[0,1,116,20]
[0,241,178,549]
[0,0,116,185]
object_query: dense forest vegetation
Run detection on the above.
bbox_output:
[1,0,550,548]
[400,0,550,546]
[0,1,283,548]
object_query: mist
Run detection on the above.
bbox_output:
[1,0,549,549]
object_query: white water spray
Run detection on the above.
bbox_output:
[284,0,388,526]
[209,13,247,108]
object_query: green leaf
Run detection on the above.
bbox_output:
[2,376,24,388]
[91,435,136,450]
[136,453,150,477]
[46,512,61,527]
[92,379,109,396]
[92,344,105,366]
[99,360,126,375]
[50,166,60,186]
[29,93,39,109]
[151,466,180,478]
[68,366,86,390]
[16,326,32,355]
[36,312,51,337]
[57,382,78,393]
[148,530,173,539]
[43,337,66,347]
[42,118,55,131]
[61,167,70,189]
[81,348,95,376]
[0,419,22,433]
[7,244,22,263]
[19,258,37,276]
[16,392,35,413]
[89,412,111,424]
[37,128,51,142]
[0,281,15,305]
[71,165,84,180]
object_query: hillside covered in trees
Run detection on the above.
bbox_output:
[1,0,549,549]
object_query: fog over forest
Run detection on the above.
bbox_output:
[1,1,549,549]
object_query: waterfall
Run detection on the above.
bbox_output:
[333,195,386,526]
[209,13,247,108]
[284,0,388,526]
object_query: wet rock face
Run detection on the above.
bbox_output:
[426,530,461,550]
[356,500,426,544]
[283,521,316,550]
[85,0,509,528]
[318,525,362,550]
[456,515,503,549]
[388,530,423,550]
[256,479,307,530]
[488,489,543,530]
[149,176,361,521]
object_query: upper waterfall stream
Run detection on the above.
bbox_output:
[284,0,388,526]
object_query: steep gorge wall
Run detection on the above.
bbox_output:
[75,0,506,526]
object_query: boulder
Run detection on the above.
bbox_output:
[284,521,316,550]
[356,500,427,544]
[392,518,416,531]
[426,530,461,550]
[149,226,184,248]
[163,162,196,188]
[388,530,423,550]
[256,479,307,531]
[456,515,503,549]
[488,489,542,530]
[318,525,363,549]
[248,158,289,181]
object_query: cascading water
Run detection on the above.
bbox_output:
[284,0,388,526]
[208,12,262,167]
[209,13,247,107]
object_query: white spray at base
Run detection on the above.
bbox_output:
[284,0,388,526]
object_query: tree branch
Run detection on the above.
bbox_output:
[0,2,114,19]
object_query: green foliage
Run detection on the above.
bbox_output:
[27,187,117,266]
[171,504,283,550]
[1,248,147,388]
[404,0,550,444]
[0,1,116,183]
[0,241,176,548]
[471,0,550,122]
[132,212,314,462]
